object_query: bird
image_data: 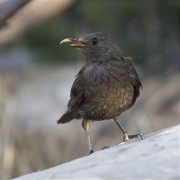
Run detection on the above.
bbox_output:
[58,32,143,155]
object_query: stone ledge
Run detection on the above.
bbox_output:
[14,124,180,179]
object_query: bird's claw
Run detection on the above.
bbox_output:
[101,146,109,150]
[89,150,94,155]
[123,133,143,142]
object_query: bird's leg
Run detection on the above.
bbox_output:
[82,120,94,155]
[113,118,143,142]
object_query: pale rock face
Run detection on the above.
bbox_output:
[14,125,180,179]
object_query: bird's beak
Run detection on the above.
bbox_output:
[60,38,87,48]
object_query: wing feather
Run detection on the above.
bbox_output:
[125,57,142,108]
[57,66,86,124]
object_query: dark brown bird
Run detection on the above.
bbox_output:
[58,32,143,154]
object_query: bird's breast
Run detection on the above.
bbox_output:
[79,63,134,120]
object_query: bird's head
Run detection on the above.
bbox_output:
[60,32,121,62]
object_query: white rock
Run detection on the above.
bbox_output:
[14,124,180,179]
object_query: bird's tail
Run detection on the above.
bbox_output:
[57,109,81,124]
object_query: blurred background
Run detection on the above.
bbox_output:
[0,0,179,179]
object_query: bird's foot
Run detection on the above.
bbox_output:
[89,149,94,155]
[124,133,143,142]
[101,146,109,150]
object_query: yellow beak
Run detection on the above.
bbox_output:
[60,38,87,48]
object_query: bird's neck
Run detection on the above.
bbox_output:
[86,53,124,66]
[86,56,104,65]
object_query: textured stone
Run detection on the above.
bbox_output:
[14,124,179,179]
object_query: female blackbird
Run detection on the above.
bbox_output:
[58,32,143,154]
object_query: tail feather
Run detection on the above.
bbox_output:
[57,109,81,124]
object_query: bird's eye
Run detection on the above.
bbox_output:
[91,38,98,45]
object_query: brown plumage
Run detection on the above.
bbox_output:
[58,32,143,154]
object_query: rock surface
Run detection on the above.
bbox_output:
[14,124,179,179]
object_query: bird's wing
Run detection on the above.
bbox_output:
[67,75,86,111]
[125,57,142,108]
[57,67,86,124]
